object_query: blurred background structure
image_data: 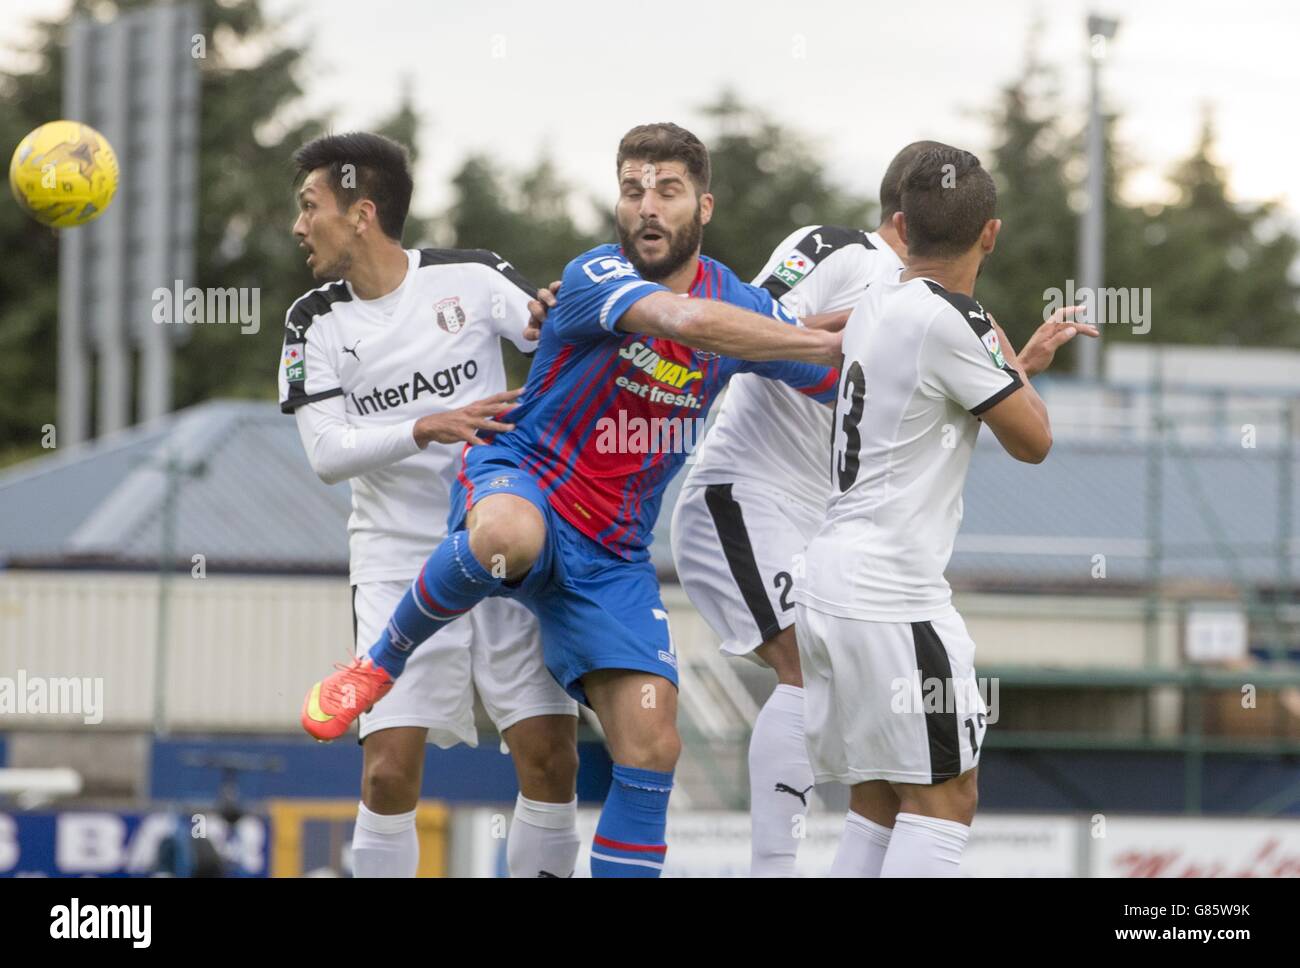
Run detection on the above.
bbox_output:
[1,0,1298,875]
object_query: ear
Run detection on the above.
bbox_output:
[980,217,1001,254]
[698,191,714,227]
[352,198,378,235]
[892,211,909,247]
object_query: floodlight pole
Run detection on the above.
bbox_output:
[1078,14,1118,381]
[152,451,203,737]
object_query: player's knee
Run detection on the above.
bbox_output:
[467,498,544,577]
[362,753,421,813]
[620,727,681,774]
[514,734,579,796]
[758,633,803,686]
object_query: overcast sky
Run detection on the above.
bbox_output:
[8,0,1298,228]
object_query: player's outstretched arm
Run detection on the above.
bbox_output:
[619,291,842,366]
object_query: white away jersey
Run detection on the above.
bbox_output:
[794,277,1022,621]
[279,248,536,583]
[684,226,904,508]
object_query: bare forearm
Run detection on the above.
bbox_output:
[623,293,839,365]
[1018,374,1050,431]
[1001,345,1051,430]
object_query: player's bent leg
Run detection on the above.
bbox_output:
[879,769,978,878]
[302,496,549,742]
[748,627,813,877]
[583,669,679,878]
[368,494,545,678]
[829,781,899,878]
[502,714,581,878]
[353,725,427,878]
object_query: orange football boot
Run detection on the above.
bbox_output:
[301,656,394,741]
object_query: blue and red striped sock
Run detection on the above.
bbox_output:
[590,764,673,878]
[367,531,499,678]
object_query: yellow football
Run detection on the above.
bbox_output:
[9,120,119,228]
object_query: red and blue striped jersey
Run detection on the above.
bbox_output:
[486,243,838,560]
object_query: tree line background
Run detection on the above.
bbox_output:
[2,0,1297,467]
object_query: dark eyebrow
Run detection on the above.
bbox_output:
[620,170,685,190]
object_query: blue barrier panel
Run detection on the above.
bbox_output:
[149,736,613,803]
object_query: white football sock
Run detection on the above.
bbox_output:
[748,683,815,877]
[508,794,580,878]
[879,812,969,877]
[829,810,893,877]
[351,802,418,878]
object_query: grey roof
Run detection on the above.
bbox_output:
[0,400,351,571]
[1,400,1295,589]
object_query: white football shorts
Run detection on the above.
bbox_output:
[672,480,822,660]
[794,604,987,785]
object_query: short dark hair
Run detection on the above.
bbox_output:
[293,132,413,240]
[879,140,951,221]
[899,147,997,259]
[616,123,711,195]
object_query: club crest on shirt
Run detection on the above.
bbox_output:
[582,254,637,284]
[771,250,811,287]
[981,329,1007,368]
[435,296,467,334]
